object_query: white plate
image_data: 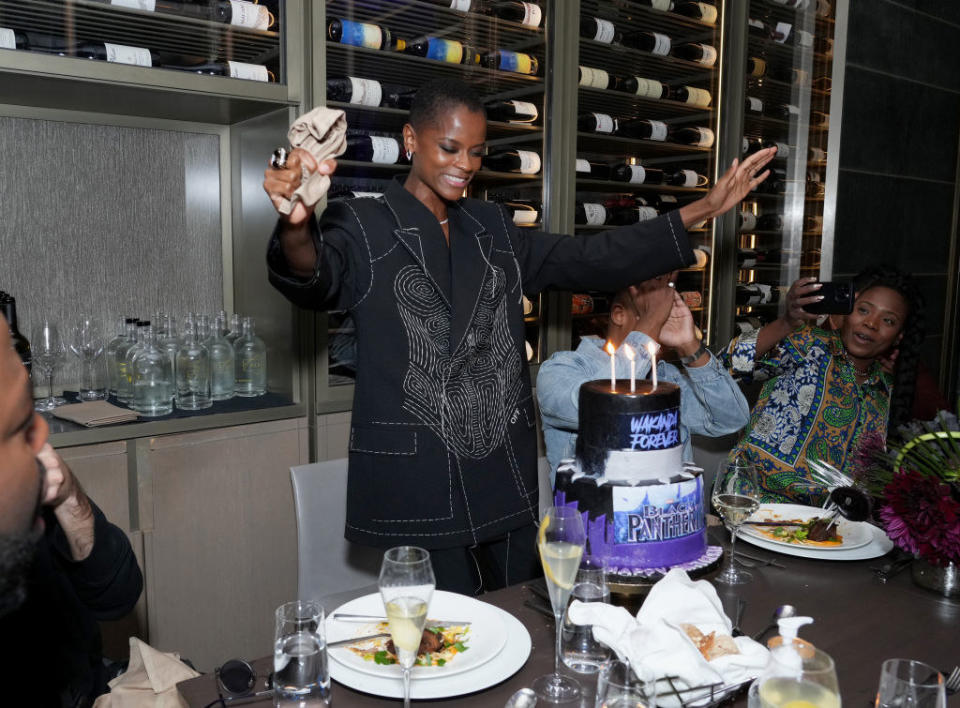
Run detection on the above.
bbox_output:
[326,590,506,681]
[740,503,872,551]
[329,604,532,699]
[739,517,893,560]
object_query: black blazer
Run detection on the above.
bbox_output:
[268,177,695,549]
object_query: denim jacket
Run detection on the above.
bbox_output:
[536,332,750,484]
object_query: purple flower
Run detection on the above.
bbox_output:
[880,470,960,565]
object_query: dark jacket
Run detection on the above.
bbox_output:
[268,177,694,549]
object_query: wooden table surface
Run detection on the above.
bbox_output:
[179,531,959,707]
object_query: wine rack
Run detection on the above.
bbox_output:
[570,0,720,350]
[321,0,550,386]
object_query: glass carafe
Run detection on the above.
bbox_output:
[206,313,235,401]
[176,319,212,410]
[131,326,174,417]
[234,316,266,397]
[115,319,144,404]
[105,317,133,399]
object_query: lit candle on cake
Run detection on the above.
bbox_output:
[605,340,616,391]
[624,343,636,392]
[647,341,658,390]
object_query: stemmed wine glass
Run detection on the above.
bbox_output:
[712,458,761,585]
[32,321,67,411]
[533,505,586,702]
[69,315,106,400]
[752,644,840,708]
[378,546,435,708]
[874,659,946,708]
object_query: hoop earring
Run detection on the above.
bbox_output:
[405,149,413,160]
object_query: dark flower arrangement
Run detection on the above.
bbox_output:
[855,414,960,567]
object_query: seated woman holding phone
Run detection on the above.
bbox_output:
[722,266,924,504]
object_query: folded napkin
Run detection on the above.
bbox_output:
[53,401,139,427]
[568,569,769,707]
[278,106,348,215]
[92,637,200,707]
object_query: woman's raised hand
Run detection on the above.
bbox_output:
[782,276,824,328]
[262,148,337,226]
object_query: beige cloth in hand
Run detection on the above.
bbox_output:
[277,106,348,215]
[92,637,200,708]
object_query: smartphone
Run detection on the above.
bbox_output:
[803,281,854,315]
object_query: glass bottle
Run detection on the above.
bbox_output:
[131,325,174,417]
[176,319,212,410]
[234,316,266,397]
[104,317,132,398]
[225,313,243,346]
[115,319,146,404]
[206,313,236,401]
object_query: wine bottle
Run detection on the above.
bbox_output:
[639,0,673,9]
[620,76,669,99]
[96,0,274,28]
[579,16,620,44]
[768,103,802,121]
[622,30,671,56]
[63,41,155,66]
[756,214,784,231]
[611,163,665,185]
[161,60,272,81]
[503,199,542,226]
[421,0,472,9]
[382,85,418,110]
[746,56,767,77]
[483,148,542,174]
[811,111,830,128]
[817,0,833,17]
[618,118,668,141]
[745,96,764,114]
[575,159,612,181]
[0,292,31,373]
[327,18,393,50]
[342,134,403,164]
[577,112,617,134]
[672,42,717,66]
[739,211,758,231]
[406,36,476,64]
[481,49,539,75]
[651,194,680,212]
[768,66,809,86]
[670,126,715,148]
[0,28,27,50]
[665,169,708,188]
[809,146,827,162]
[485,100,539,124]
[763,140,790,159]
[743,137,764,155]
[574,202,610,226]
[679,291,703,308]
[672,2,718,25]
[673,86,712,107]
[326,76,384,106]
[608,203,659,225]
[737,248,759,268]
[578,65,613,89]
[735,316,764,333]
[485,1,543,27]
[735,283,781,306]
[754,168,786,194]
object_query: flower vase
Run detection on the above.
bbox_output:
[911,558,960,598]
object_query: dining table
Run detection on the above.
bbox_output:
[178,527,959,707]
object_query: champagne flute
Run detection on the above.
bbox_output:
[69,315,106,400]
[712,459,761,585]
[31,320,67,411]
[378,546,435,708]
[875,659,946,708]
[533,505,586,702]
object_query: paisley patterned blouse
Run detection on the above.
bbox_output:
[722,324,892,505]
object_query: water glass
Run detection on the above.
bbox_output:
[273,600,331,706]
[875,659,946,708]
[562,556,611,674]
[595,659,656,708]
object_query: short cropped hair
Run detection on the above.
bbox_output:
[408,78,486,130]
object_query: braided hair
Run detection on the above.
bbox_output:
[852,265,925,431]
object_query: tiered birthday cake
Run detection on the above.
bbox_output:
[554,380,714,580]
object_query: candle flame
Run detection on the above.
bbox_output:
[623,343,635,361]
[604,340,616,356]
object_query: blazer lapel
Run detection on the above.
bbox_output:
[449,206,493,355]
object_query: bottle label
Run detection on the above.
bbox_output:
[634,77,665,98]
[103,43,153,66]
[651,33,671,56]
[228,61,269,81]
[583,203,606,225]
[692,127,715,147]
[516,149,541,174]
[740,212,758,230]
[575,158,591,173]
[740,256,757,268]
[229,1,271,30]
[694,43,717,66]
[786,104,801,116]
[426,38,464,63]
[339,20,383,49]
[508,100,538,122]
[0,28,15,49]
[698,3,718,24]
[679,169,700,187]
[648,120,668,141]
[659,195,678,205]
[651,0,672,10]
[111,0,157,9]
[628,165,646,183]
[756,284,773,303]
[775,142,790,158]
[593,113,615,133]
[450,0,472,10]
[370,136,400,164]
[512,207,538,225]
[774,21,792,43]
[809,147,826,161]
[498,50,533,74]
[348,77,382,106]
[636,206,658,221]
[750,57,766,76]
[684,86,712,106]
[748,18,764,30]
[680,290,703,307]
[747,96,763,112]
[521,2,543,27]
[593,18,616,43]
[742,137,749,153]
[579,66,609,88]
[796,29,814,47]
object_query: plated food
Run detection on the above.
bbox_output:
[347,623,470,667]
[754,516,843,546]
[740,503,872,552]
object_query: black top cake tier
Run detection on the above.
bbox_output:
[575,380,682,477]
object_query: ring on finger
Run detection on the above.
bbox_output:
[269,147,289,169]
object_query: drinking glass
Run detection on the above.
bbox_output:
[69,315,107,400]
[273,600,331,706]
[712,459,761,585]
[378,546,435,708]
[533,506,586,702]
[875,659,946,708]
[752,644,839,708]
[32,321,67,411]
[562,556,611,674]
[595,659,656,708]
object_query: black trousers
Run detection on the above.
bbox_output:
[429,522,542,596]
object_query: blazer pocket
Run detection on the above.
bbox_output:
[349,425,418,456]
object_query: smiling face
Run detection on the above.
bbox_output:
[402,104,487,204]
[840,285,909,362]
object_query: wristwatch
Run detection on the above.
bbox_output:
[679,342,709,366]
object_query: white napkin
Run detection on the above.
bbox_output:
[92,637,200,707]
[568,569,769,707]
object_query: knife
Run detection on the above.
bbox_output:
[331,613,471,627]
[742,520,809,526]
[327,632,392,648]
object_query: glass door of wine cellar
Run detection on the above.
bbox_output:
[732,0,838,336]
[570,0,722,349]
[321,0,550,386]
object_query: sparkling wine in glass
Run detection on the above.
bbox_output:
[753,644,840,708]
[712,459,761,585]
[378,546,435,708]
[31,321,67,411]
[69,315,107,400]
[533,505,586,702]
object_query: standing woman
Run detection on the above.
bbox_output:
[263,78,774,594]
